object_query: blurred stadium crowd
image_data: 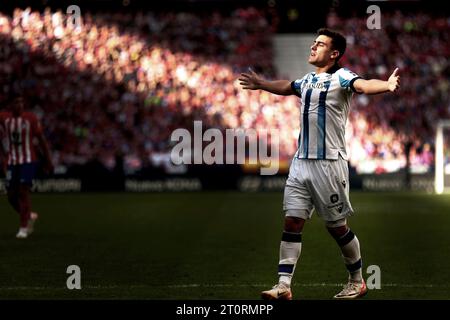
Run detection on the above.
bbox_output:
[0,7,449,174]
[334,11,449,173]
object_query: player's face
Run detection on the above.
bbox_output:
[308,35,338,67]
[11,97,25,116]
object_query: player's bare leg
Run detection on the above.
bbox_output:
[15,185,33,239]
[18,185,32,227]
[261,216,305,300]
[327,221,367,299]
[7,189,20,213]
[7,188,28,238]
[27,212,39,235]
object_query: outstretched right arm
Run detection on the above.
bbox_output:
[239,69,294,96]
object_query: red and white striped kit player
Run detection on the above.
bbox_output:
[1,96,52,239]
[0,111,43,165]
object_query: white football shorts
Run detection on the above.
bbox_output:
[283,156,354,223]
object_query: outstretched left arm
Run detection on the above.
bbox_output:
[353,68,400,95]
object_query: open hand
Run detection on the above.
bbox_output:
[239,68,263,90]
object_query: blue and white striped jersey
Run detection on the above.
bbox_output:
[291,66,361,160]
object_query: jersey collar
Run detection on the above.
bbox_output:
[326,63,340,74]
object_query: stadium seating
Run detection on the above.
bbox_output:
[0,8,448,174]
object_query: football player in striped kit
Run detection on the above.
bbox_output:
[0,94,53,239]
[239,28,400,299]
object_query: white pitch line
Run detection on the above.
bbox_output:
[167,283,446,289]
[0,283,447,291]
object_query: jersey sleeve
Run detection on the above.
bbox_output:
[290,74,308,98]
[338,68,362,93]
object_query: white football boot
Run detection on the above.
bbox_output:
[16,227,29,239]
[261,282,293,300]
[333,279,368,299]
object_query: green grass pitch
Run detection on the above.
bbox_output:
[1,191,450,299]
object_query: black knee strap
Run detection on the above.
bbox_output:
[282,231,302,243]
[336,229,355,247]
[278,264,295,274]
[346,258,362,273]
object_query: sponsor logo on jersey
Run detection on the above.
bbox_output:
[304,82,326,91]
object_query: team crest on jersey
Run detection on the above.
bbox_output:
[330,194,339,203]
[328,194,344,213]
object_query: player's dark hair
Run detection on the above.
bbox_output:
[317,28,346,62]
